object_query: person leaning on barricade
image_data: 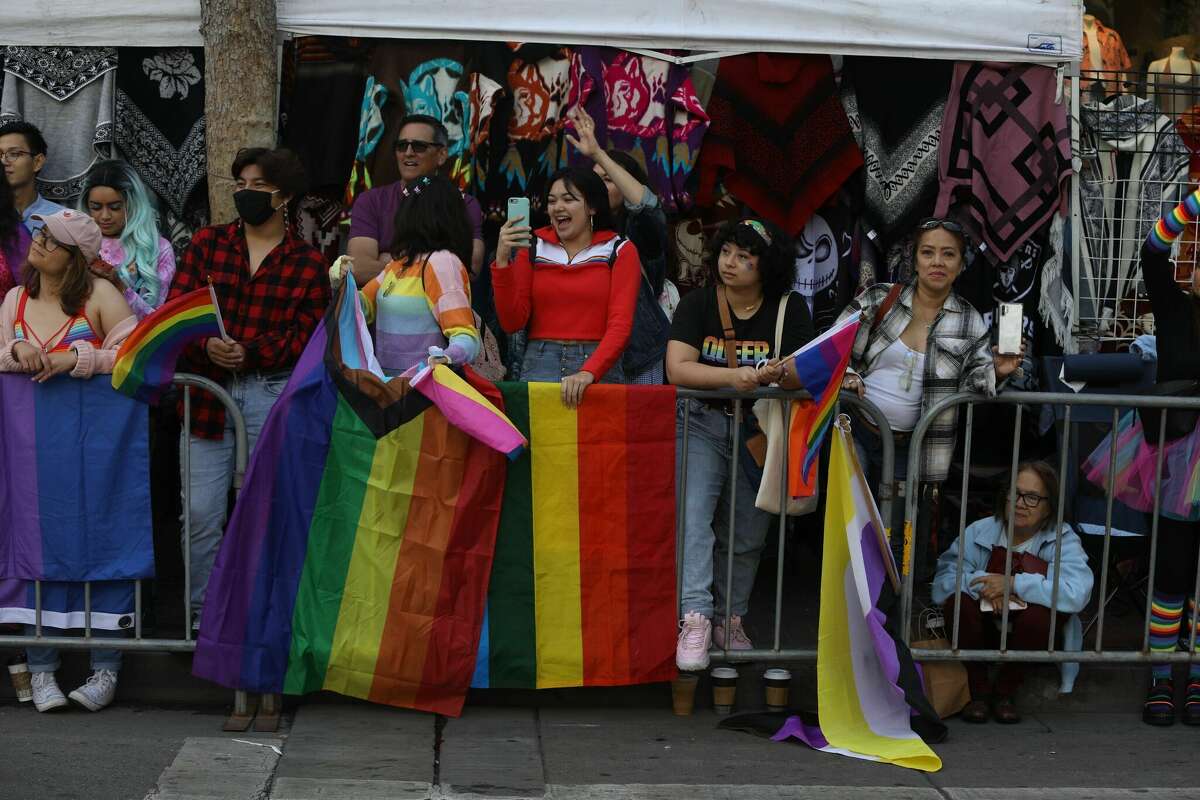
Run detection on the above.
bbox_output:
[932,461,1093,725]
[0,209,136,712]
[666,218,814,671]
[837,218,1023,590]
[169,148,329,627]
[491,167,640,409]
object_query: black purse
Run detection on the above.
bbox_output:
[1139,379,1200,444]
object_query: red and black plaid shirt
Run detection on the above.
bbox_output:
[169,221,330,439]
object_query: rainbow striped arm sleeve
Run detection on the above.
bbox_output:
[1148,187,1200,253]
[425,254,480,364]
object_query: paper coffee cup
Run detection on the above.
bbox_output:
[710,666,738,715]
[764,668,791,712]
[8,660,32,703]
[671,673,699,716]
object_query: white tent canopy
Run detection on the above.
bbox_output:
[7,1,1081,63]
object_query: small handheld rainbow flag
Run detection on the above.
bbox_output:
[111,288,222,403]
[787,312,862,481]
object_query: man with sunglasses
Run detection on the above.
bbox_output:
[347,114,484,285]
[0,120,65,235]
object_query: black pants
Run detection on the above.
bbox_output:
[1155,517,1200,596]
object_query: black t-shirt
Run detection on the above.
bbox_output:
[670,288,815,368]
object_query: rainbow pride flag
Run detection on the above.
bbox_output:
[787,312,861,483]
[471,383,678,689]
[409,363,525,460]
[111,288,222,403]
[772,416,942,770]
[192,284,511,716]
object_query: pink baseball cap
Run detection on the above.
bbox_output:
[32,209,102,263]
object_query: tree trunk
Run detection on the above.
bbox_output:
[200,0,278,224]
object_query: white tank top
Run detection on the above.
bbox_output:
[862,338,925,432]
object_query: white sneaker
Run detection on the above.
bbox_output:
[676,612,712,671]
[68,669,118,712]
[31,671,67,713]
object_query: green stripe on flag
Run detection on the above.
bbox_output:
[488,382,537,687]
[283,397,377,693]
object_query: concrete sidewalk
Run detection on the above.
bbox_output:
[257,701,1200,800]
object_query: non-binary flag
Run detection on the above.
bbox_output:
[772,415,943,771]
[471,382,678,690]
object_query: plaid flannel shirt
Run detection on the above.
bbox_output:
[170,222,330,439]
[840,283,996,482]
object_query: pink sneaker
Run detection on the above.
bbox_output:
[676,612,712,671]
[714,616,753,650]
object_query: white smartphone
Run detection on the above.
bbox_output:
[998,302,1023,356]
[507,197,531,247]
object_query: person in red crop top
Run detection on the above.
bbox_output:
[492,167,640,408]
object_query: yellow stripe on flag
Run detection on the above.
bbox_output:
[528,382,584,687]
[817,423,941,771]
[324,414,425,697]
[110,303,214,386]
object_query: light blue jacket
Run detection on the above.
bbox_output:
[931,516,1094,693]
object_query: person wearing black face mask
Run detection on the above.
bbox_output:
[166,147,330,623]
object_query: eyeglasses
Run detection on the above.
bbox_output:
[33,228,61,252]
[0,149,33,164]
[918,217,965,235]
[1014,490,1049,508]
[394,139,441,154]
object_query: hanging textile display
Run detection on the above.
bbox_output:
[114,47,206,221]
[1,47,117,205]
[839,57,952,249]
[1079,95,1190,321]
[567,48,710,213]
[697,53,862,235]
[935,62,1072,264]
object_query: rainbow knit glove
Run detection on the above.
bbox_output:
[1148,187,1200,253]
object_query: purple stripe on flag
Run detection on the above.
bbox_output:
[192,322,329,688]
[0,377,40,577]
[772,714,830,749]
[859,520,906,693]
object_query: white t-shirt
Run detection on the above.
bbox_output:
[862,338,925,432]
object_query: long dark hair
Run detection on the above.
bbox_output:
[24,241,93,316]
[994,460,1060,530]
[543,167,616,233]
[389,175,473,268]
[706,218,796,301]
[0,178,18,246]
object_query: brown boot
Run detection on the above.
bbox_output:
[992,695,1021,724]
[961,699,989,723]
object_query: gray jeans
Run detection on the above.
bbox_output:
[520,340,624,384]
[676,399,772,620]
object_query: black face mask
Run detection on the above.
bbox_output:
[234,189,279,226]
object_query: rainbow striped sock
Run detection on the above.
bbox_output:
[1151,592,1186,681]
[1188,600,1200,683]
[1147,188,1200,253]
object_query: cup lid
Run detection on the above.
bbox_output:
[710,666,738,679]
[763,668,792,680]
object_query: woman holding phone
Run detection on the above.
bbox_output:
[492,166,641,408]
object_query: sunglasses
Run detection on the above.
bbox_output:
[918,218,965,235]
[394,139,441,154]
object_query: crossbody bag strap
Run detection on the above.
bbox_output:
[869,283,905,339]
[773,293,789,358]
[715,285,739,370]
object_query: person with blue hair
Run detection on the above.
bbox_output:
[79,160,175,319]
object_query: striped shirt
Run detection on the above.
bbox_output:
[361,250,479,375]
[839,282,996,482]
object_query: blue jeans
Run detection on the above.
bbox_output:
[677,399,772,620]
[182,373,288,609]
[26,626,123,673]
[520,340,624,384]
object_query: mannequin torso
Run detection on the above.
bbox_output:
[1148,47,1200,119]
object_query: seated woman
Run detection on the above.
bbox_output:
[331,175,479,376]
[80,160,175,319]
[492,167,640,408]
[932,461,1093,724]
[0,209,135,712]
[666,218,814,670]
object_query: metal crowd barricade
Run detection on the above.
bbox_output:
[902,390,1200,669]
[675,387,894,663]
[0,373,247,656]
